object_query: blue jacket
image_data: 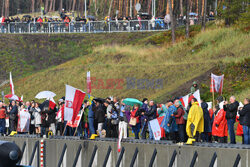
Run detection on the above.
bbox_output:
[161,105,178,133]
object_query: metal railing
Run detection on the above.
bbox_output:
[0,19,188,34]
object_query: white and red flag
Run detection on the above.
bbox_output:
[64,85,86,122]
[180,94,189,109]
[210,73,224,94]
[87,71,91,94]
[188,89,201,105]
[10,72,15,95]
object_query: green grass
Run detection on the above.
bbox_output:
[1,24,249,103]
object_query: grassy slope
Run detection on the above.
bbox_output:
[1,24,249,103]
[0,32,157,81]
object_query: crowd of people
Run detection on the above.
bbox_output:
[0,82,249,145]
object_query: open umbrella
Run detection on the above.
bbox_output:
[189,12,198,16]
[123,98,143,107]
[35,91,56,99]
[4,94,19,101]
[93,97,105,103]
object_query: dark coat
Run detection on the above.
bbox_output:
[224,101,239,120]
[201,102,212,133]
[239,104,250,126]
[94,105,105,123]
[145,104,157,121]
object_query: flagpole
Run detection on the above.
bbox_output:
[62,124,67,136]
[211,74,215,109]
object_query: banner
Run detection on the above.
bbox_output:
[180,94,189,109]
[64,85,86,122]
[17,109,30,132]
[87,71,91,94]
[149,118,161,140]
[210,73,224,93]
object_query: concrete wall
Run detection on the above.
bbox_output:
[0,137,249,167]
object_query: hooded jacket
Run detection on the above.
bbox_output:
[239,104,250,126]
[224,101,239,120]
[186,102,204,137]
[212,101,228,137]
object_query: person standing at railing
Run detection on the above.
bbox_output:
[37,17,43,32]
[64,16,70,32]
[1,16,5,33]
[122,17,128,31]
[150,16,156,30]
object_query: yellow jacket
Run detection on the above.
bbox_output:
[186,102,204,137]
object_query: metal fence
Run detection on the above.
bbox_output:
[0,19,188,34]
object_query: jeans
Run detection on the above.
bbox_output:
[148,122,154,140]
[178,124,185,142]
[243,125,250,144]
[118,121,128,139]
[88,117,95,136]
[0,119,5,134]
[132,123,140,139]
[227,119,236,144]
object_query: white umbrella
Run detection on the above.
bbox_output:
[35,91,56,99]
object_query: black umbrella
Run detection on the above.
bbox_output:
[23,15,32,18]
[93,98,105,103]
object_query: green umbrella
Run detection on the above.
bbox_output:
[123,98,143,107]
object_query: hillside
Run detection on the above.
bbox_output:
[0,24,249,103]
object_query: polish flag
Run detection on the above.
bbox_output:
[180,94,189,109]
[87,71,91,94]
[64,85,86,122]
[149,116,165,140]
[210,73,224,94]
[49,98,56,110]
[188,89,201,105]
[10,72,15,95]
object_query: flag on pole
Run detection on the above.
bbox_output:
[188,89,201,105]
[64,85,86,122]
[87,71,91,94]
[10,72,15,95]
[210,73,224,94]
[56,104,65,121]
[180,94,189,109]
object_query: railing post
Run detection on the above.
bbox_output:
[28,23,31,33]
[49,22,51,33]
[108,21,111,33]
[128,21,131,32]
[209,152,217,167]
[8,23,10,33]
[29,141,39,166]
[88,21,91,33]
[233,154,241,167]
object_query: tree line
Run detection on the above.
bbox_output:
[0,0,220,18]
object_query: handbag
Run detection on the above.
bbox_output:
[129,117,137,126]
[111,119,119,125]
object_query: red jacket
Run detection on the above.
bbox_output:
[236,115,243,136]
[0,108,6,119]
[212,109,228,137]
[174,107,185,124]
[131,108,139,123]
